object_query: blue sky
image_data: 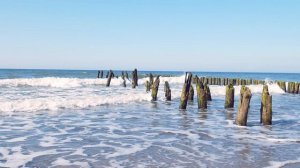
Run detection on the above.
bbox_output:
[0,0,299,72]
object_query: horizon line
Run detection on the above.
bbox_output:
[0,68,299,74]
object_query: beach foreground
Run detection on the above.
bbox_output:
[0,70,299,168]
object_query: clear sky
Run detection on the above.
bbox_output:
[0,0,299,72]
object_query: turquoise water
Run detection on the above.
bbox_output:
[0,69,299,168]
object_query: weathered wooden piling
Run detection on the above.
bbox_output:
[295,83,300,94]
[99,70,103,78]
[221,78,225,86]
[277,81,286,92]
[151,76,160,101]
[204,83,212,101]
[125,71,129,80]
[164,81,171,101]
[131,69,138,88]
[122,78,126,87]
[204,77,209,85]
[225,84,235,108]
[235,86,252,126]
[260,85,272,125]
[192,76,197,84]
[145,81,151,92]
[196,80,207,109]
[106,70,114,87]
[225,78,229,85]
[288,82,296,93]
[179,73,193,109]
[106,71,109,78]
[209,77,212,85]
[121,71,126,87]
[97,71,101,78]
[188,85,194,101]
[149,73,154,87]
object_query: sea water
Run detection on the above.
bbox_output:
[0,69,299,168]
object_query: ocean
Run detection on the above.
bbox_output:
[0,69,299,168]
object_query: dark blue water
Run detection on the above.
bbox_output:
[0,69,299,82]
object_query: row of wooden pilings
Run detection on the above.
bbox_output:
[177,73,272,126]
[97,69,280,127]
[277,81,300,94]
[98,70,300,95]
[193,76,265,86]
[97,69,138,88]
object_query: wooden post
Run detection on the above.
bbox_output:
[145,81,151,92]
[235,86,252,126]
[151,76,160,101]
[229,79,233,85]
[188,85,194,101]
[106,71,109,78]
[125,71,129,80]
[97,70,101,78]
[196,80,207,109]
[164,81,171,101]
[288,82,296,93]
[99,70,103,78]
[192,76,197,84]
[295,83,300,94]
[149,73,154,87]
[131,69,138,88]
[205,78,209,85]
[204,83,212,101]
[288,82,291,93]
[277,81,286,92]
[260,85,272,125]
[111,70,114,79]
[208,77,212,85]
[179,72,192,109]
[225,84,235,108]
[106,70,114,87]
[121,71,126,87]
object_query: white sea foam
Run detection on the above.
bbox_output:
[0,77,285,112]
[0,147,57,168]
[0,92,151,112]
[265,157,300,168]
[0,77,130,88]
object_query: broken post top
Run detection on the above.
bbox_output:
[240,86,252,99]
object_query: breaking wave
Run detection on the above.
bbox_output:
[0,77,285,112]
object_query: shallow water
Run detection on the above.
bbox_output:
[0,70,299,168]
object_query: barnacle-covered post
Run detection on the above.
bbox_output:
[196,80,207,109]
[295,83,300,94]
[149,73,154,87]
[235,86,252,126]
[164,81,171,101]
[132,68,138,88]
[225,84,235,108]
[204,83,212,101]
[188,85,194,101]
[151,76,160,101]
[179,72,192,109]
[145,81,151,92]
[260,85,272,125]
